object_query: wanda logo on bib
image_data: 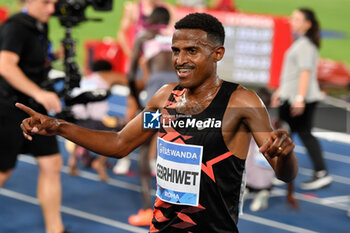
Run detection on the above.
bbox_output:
[156,137,203,206]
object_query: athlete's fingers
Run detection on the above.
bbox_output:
[20,120,34,140]
[37,119,54,133]
[260,130,291,158]
[21,119,33,134]
[259,137,273,153]
[264,137,281,158]
[15,103,38,117]
[279,135,293,150]
[22,131,32,141]
[279,142,295,157]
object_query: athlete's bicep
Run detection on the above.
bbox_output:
[239,90,274,148]
[116,84,176,153]
[116,112,157,155]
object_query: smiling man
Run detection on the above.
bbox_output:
[16,13,298,232]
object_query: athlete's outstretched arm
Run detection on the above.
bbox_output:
[16,84,175,158]
[16,103,156,158]
[238,89,298,182]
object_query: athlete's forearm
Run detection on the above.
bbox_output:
[57,120,129,158]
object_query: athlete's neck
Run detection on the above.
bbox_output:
[186,76,222,98]
[177,77,222,115]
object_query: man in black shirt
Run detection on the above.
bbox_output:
[0,1,67,233]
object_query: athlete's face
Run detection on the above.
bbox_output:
[26,0,57,23]
[171,29,224,89]
[290,10,311,36]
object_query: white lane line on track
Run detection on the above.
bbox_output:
[18,154,157,196]
[294,145,350,165]
[12,154,349,232]
[240,213,318,233]
[0,187,319,233]
[271,188,350,211]
[0,188,148,233]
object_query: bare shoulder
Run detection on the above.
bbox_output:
[146,83,178,110]
[136,29,156,42]
[229,85,265,108]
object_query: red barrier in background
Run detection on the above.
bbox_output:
[318,59,350,87]
[84,39,127,75]
[214,0,236,12]
[0,6,9,23]
[270,17,292,88]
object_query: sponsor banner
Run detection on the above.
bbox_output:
[157,137,202,165]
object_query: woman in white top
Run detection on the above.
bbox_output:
[271,8,332,191]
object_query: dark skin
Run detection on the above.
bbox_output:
[129,29,174,78]
[127,19,175,210]
[128,18,174,101]
[16,29,298,183]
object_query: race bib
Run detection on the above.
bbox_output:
[156,137,203,206]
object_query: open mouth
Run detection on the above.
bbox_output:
[177,68,193,77]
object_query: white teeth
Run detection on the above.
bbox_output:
[178,69,191,73]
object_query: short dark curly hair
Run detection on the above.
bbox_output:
[174,13,225,46]
[149,7,170,25]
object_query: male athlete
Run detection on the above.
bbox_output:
[17,13,298,232]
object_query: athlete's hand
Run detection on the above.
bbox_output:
[15,103,61,141]
[259,129,294,158]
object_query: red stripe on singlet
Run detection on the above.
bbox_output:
[201,152,233,182]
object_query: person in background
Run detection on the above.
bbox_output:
[245,88,299,212]
[271,8,332,190]
[0,0,69,232]
[116,0,174,59]
[244,88,276,212]
[126,6,178,226]
[67,60,127,181]
[113,0,174,175]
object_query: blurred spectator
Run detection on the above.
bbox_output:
[116,0,174,59]
[245,88,299,212]
[0,0,66,232]
[113,0,175,175]
[67,60,127,181]
[271,8,332,190]
[245,88,275,211]
[126,6,178,226]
